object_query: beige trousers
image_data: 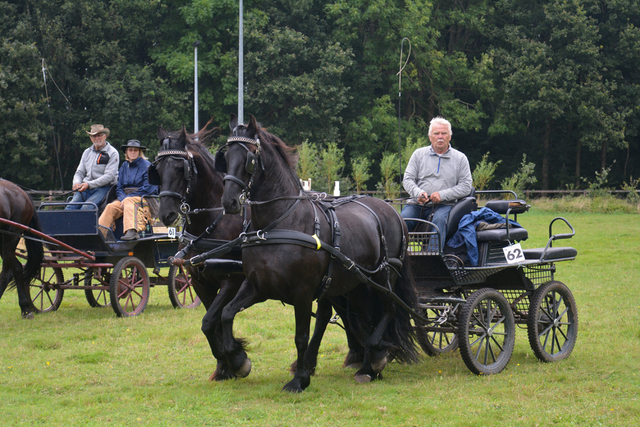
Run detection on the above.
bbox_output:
[99,197,152,232]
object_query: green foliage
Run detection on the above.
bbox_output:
[350,156,371,194]
[472,152,502,191]
[582,163,614,198]
[500,154,537,197]
[401,136,426,172]
[1,0,640,192]
[377,151,402,200]
[319,142,345,193]
[622,177,640,204]
[296,140,319,183]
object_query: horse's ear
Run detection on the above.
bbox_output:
[157,126,167,141]
[178,126,188,147]
[247,114,259,135]
[229,114,238,131]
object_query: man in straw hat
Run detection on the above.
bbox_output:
[99,140,158,241]
[65,124,119,210]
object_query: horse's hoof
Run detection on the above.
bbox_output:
[371,355,388,373]
[282,384,303,393]
[209,369,236,381]
[21,312,35,320]
[235,358,252,378]
[354,373,372,384]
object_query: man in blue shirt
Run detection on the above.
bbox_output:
[401,117,472,250]
[98,140,158,240]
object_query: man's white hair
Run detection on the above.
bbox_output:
[428,116,452,136]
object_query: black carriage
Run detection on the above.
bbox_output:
[406,190,578,375]
[23,198,200,317]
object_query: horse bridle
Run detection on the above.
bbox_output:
[148,143,198,208]
[214,133,262,197]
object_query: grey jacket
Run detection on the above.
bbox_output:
[72,142,119,189]
[403,145,472,205]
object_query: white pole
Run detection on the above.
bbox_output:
[194,40,200,136]
[238,0,244,124]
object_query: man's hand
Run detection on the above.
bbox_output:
[430,191,442,203]
[73,183,89,192]
[417,191,430,204]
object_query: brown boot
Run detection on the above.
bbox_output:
[121,229,139,241]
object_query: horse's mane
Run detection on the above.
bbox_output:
[167,120,219,164]
[257,128,299,171]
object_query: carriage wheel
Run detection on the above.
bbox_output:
[458,288,515,375]
[527,281,578,363]
[84,268,111,308]
[29,264,64,313]
[109,257,150,317]
[167,264,201,309]
[416,302,459,356]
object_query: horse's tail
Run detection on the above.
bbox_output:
[382,256,422,364]
[22,207,44,288]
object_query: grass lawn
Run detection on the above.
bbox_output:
[1,208,639,426]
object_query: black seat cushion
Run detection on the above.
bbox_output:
[523,247,577,261]
[476,227,528,242]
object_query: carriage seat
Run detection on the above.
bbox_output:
[483,199,529,215]
[445,193,477,241]
[476,226,528,243]
[476,198,530,243]
[523,247,578,261]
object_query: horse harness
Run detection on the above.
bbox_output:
[148,144,199,216]
[186,190,406,302]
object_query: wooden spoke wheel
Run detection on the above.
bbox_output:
[527,281,578,363]
[84,268,111,308]
[458,288,516,375]
[29,263,64,313]
[109,257,150,317]
[167,264,201,309]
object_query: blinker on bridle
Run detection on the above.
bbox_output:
[148,140,198,205]
[215,134,262,194]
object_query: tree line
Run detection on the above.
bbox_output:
[1,0,639,194]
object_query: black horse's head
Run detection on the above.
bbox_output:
[219,114,262,215]
[151,125,197,225]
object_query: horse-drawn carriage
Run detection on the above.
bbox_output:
[404,190,578,375]
[1,183,200,318]
[29,199,199,317]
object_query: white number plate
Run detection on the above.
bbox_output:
[503,243,525,264]
[168,227,176,239]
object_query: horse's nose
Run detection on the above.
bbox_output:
[161,211,178,226]
[223,197,241,215]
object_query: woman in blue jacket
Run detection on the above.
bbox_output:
[98,140,158,240]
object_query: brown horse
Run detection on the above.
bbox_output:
[0,179,44,318]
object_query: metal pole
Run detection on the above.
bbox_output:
[238,0,244,124]
[193,40,200,136]
[41,59,65,191]
[398,38,410,182]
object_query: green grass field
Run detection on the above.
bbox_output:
[1,209,639,426]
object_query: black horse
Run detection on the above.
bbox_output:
[0,179,44,318]
[151,125,247,380]
[151,125,365,380]
[216,115,420,392]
